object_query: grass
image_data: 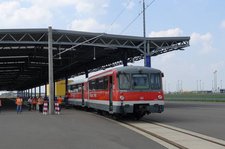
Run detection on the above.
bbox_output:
[165,92,225,102]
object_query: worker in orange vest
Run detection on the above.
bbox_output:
[32,97,37,110]
[15,97,23,114]
[57,96,63,111]
[37,96,44,113]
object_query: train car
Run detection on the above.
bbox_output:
[68,66,164,119]
[67,79,88,107]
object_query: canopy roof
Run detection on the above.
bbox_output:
[0,28,190,91]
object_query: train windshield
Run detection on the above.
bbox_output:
[119,72,162,90]
[150,73,161,90]
[132,74,149,90]
[119,73,131,90]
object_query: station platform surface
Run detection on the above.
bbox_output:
[0,99,165,149]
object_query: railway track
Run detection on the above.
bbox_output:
[91,111,225,148]
[119,120,225,149]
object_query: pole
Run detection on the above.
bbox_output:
[65,76,68,94]
[34,87,36,97]
[39,86,41,97]
[214,70,217,92]
[143,0,151,67]
[143,0,146,66]
[197,80,198,93]
[48,26,54,114]
[221,80,223,90]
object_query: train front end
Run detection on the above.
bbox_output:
[115,66,164,118]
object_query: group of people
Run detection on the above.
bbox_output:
[27,96,46,112]
[14,96,64,114]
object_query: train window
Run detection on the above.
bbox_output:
[132,74,149,90]
[150,73,161,90]
[89,77,108,90]
[89,80,96,90]
[77,84,82,92]
[119,73,130,90]
[104,77,108,90]
[68,85,74,92]
[98,78,104,90]
[95,77,108,90]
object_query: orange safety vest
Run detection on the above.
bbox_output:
[57,97,63,104]
[16,98,23,106]
[32,98,37,104]
[37,98,44,105]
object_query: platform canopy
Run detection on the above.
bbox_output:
[0,28,190,91]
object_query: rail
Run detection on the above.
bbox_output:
[119,120,225,149]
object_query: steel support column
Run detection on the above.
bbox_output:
[122,51,128,66]
[143,0,147,67]
[65,76,68,94]
[28,89,30,97]
[25,90,27,98]
[85,69,88,78]
[34,87,36,97]
[145,41,151,67]
[45,84,47,98]
[48,26,54,114]
[31,88,33,97]
[39,86,41,97]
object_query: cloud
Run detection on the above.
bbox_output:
[155,52,176,64]
[191,32,215,54]
[123,0,135,10]
[0,0,110,28]
[221,20,225,29]
[73,0,109,15]
[0,1,52,28]
[27,0,109,16]
[149,28,183,37]
[68,18,107,32]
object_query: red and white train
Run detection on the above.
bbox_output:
[67,66,164,119]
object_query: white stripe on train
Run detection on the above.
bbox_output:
[68,98,164,106]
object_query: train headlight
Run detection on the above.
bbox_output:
[120,95,125,101]
[158,95,163,100]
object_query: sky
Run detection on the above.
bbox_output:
[0,0,225,92]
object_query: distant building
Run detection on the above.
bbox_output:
[197,90,213,94]
[220,89,225,93]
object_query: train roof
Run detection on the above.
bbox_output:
[88,66,162,80]
[115,66,162,73]
[68,78,88,85]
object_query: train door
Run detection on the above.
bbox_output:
[109,76,113,112]
[81,83,84,107]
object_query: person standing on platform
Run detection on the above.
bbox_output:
[27,97,32,111]
[37,96,44,113]
[15,97,23,114]
[57,96,63,112]
[32,97,37,111]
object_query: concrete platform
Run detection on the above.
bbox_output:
[0,107,166,149]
